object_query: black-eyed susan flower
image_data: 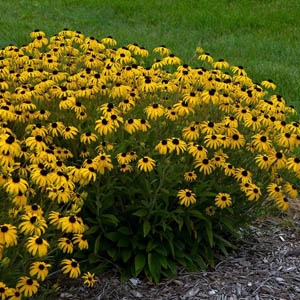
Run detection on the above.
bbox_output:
[31,169,54,187]
[19,213,47,236]
[228,132,246,149]
[155,139,171,155]
[267,183,283,199]
[0,134,21,156]
[255,154,271,170]
[124,118,140,134]
[26,236,49,257]
[269,150,286,169]
[215,193,232,209]
[48,121,65,137]
[138,119,151,132]
[204,134,224,149]
[24,204,43,216]
[198,52,213,64]
[0,224,17,247]
[0,282,9,299]
[245,184,262,201]
[205,206,216,216]
[244,114,262,131]
[275,196,289,211]
[25,135,47,152]
[223,163,236,176]
[162,53,181,65]
[252,133,272,152]
[30,261,51,281]
[60,215,86,233]
[200,121,220,135]
[182,125,200,141]
[95,117,115,136]
[119,163,133,173]
[168,138,187,155]
[284,182,298,199]
[48,211,63,229]
[261,79,276,90]
[61,259,81,278]
[184,171,197,182]
[72,234,88,250]
[287,156,300,172]
[58,237,74,254]
[94,153,113,174]
[177,189,196,207]
[4,176,28,195]
[194,158,215,175]
[117,152,131,165]
[213,59,229,69]
[62,126,78,140]
[16,277,39,298]
[173,100,194,116]
[82,272,97,287]
[80,132,97,144]
[144,103,164,120]
[137,156,156,172]
[187,143,208,160]
[164,107,178,121]
[153,45,171,56]
[6,287,22,300]
[234,168,252,184]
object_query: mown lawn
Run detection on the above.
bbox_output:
[1,0,300,111]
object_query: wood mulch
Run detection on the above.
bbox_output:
[53,216,300,300]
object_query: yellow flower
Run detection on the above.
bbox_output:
[82,272,97,287]
[215,193,232,209]
[30,261,51,281]
[0,224,17,247]
[184,171,197,182]
[26,236,49,257]
[137,156,156,172]
[61,259,81,278]
[16,276,39,297]
[177,189,196,207]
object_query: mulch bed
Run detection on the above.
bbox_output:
[54,217,300,300]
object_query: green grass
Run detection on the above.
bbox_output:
[1,0,300,112]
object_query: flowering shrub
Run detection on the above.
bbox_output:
[0,28,299,296]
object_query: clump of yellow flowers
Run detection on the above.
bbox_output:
[0,29,299,294]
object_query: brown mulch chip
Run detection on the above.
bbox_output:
[55,218,300,300]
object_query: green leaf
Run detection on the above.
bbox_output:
[220,217,234,232]
[133,209,148,217]
[94,234,101,254]
[155,245,168,256]
[135,253,146,275]
[205,221,214,247]
[107,247,117,259]
[146,239,157,252]
[168,239,175,258]
[117,237,130,247]
[118,226,132,235]
[167,260,177,275]
[143,220,151,237]
[121,267,132,282]
[194,255,207,270]
[148,253,161,283]
[121,248,132,263]
[85,225,99,235]
[102,214,119,226]
[188,210,207,221]
[201,191,217,197]
[88,253,101,264]
[105,232,121,242]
